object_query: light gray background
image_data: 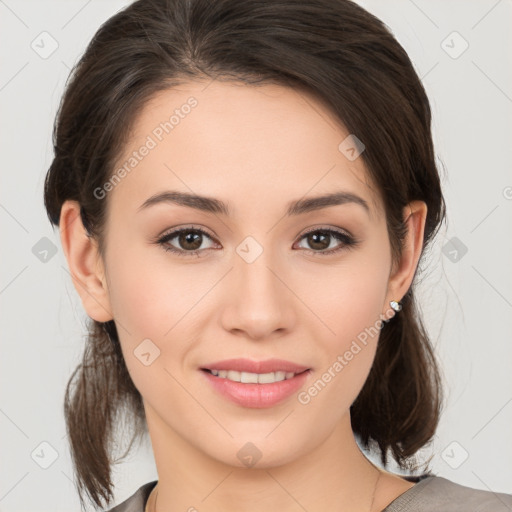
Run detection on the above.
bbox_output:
[1,0,511,510]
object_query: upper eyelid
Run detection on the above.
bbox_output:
[158,225,217,242]
[158,224,352,240]
[300,225,352,237]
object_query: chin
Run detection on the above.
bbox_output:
[201,433,310,470]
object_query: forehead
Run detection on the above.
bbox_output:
[109,80,383,220]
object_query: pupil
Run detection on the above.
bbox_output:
[181,231,201,250]
[310,232,329,250]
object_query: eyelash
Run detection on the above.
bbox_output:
[155,225,359,258]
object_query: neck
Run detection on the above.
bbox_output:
[145,405,382,512]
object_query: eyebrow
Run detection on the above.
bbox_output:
[138,190,370,217]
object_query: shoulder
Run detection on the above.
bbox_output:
[104,480,157,512]
[383,475,512,512]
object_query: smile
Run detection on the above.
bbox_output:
[205,369,300,384]
[200,358,311,408]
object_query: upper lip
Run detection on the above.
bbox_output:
[201,358,310,374]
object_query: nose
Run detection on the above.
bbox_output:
[219,248,296,341]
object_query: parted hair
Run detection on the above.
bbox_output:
[44,0,446,509]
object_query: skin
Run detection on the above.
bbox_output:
[60,81,426,511]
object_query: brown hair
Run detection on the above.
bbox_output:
[44,0,446,509]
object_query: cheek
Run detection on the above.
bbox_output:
[109,266,167,332]
[104,242,217,375]
[103,243,184,353]
[296,251,390,398]
[300,256,390,348]
[296,271,389,423]
[105,228,196,311]
[103,247,192,399]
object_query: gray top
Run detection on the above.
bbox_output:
[105,475,512,511]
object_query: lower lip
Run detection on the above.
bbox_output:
[201,370,310,408]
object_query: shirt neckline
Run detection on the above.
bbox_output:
[380,475,437,511]
[136,475,437,512]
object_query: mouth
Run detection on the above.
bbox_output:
[201,368,308,384]
[199,358,311,408]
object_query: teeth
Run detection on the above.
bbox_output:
[209,369,299,383]
[241,371,259,383]
[258,372,278,384]
[274,371,286,382]
[227,370,240,381]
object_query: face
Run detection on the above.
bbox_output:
[87,81,401,467]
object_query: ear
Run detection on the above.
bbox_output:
[59,200,113,322]
[383,200,427,318]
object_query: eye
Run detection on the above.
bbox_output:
[294,227,358,255]
[156,226,218,258]
[155,226,359,258]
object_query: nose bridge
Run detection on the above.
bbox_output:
[236,234,285,305]
[220,234,294,338]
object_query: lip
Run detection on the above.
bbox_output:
[200,358,311,409]
[201,358,310,374]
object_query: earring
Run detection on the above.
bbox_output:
[390,300,402,312]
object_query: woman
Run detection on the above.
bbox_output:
[43,0,512,510]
